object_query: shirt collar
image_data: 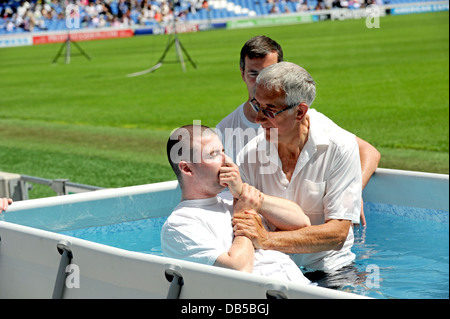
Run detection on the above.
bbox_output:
[258,109,330,175]
[307,109,330,147]
[180,196,220,207]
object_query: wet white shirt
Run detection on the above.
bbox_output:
[216,103,262,163]
[161,196,311,284]
[237,109,362,271]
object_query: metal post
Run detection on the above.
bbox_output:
[52,240,73,299]
[266,290,288,299]
[50,179,69,195]
[65,37,71,64]
[165,267,184,299]
[174,36,186,73]
[266,284,288,299]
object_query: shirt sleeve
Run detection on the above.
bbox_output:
[323,141,362,224]
[161,216,227,266]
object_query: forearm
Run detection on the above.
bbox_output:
[214,235,254,272]
[361,156,379,189]
[259,194,311,230]
[236,183,310,231]
[258,219,351,254]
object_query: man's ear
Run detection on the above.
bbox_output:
[296,103,309,121]
[240,67,245,81]
[179,161,193,176]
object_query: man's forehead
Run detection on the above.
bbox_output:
[194,133,221,147]
[255,83,285,99]
[245,52,278,69]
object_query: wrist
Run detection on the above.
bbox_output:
[238,183,243,199]
[258,191,264,213]
[259,230,272,250]
[235,183,244,200]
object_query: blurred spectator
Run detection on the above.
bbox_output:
[315,0,324,10]
[295,0,309,11]
[269,3,279,13]
[6,18,15,32]
[349,0,362,8]
[332,0,343,7]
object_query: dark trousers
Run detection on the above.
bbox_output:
[304,264,365,289]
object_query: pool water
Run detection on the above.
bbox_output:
[61,216,168,256]
[350,206,449,299]
[60,204,449,299]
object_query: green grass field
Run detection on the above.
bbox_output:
[0,12,448,198]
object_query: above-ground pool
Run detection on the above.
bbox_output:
[1,169,448,298]
[59,202,449,299]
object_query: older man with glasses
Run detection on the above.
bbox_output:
[233,62,363,289]
[215,35,380,226]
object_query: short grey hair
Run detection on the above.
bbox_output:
[255,62,316,107]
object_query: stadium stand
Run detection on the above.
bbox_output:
[0,0,442,34]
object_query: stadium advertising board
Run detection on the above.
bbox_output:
[32,28,134,45]
[390,2,449,15]
[165,23,199,34]
[0,34,33,48]
[227,14,316,29]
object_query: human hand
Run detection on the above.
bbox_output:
[232,211,268,250]
[1,198,13,214]
[360,197,367,226]
[219,155,243,199]
[234,183,264,214]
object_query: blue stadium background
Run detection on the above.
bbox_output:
[1,0,435,34]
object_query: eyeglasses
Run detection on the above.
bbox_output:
[250,98,297,119]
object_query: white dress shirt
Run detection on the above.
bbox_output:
[237,109,362,271]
